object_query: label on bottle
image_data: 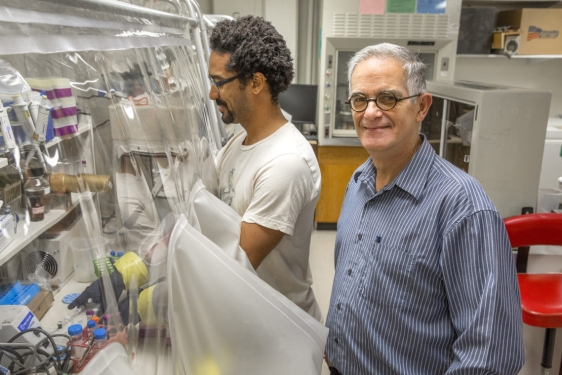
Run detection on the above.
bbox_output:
[44,187,50,194]
[32,206,44,215]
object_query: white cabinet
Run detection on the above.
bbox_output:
[425,80,551,218]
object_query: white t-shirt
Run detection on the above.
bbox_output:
[216,122,322,321]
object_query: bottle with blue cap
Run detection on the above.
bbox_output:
[117,251,124,258]
[93,327,107,349]
[84,319,97,339]
[68,324,85,358]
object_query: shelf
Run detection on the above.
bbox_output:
[457,54,562,64]
[461,0,561,8]
[0,193,81,267]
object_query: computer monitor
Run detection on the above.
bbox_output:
[278,84,318,125]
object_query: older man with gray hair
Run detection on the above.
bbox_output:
[324,43,524,375]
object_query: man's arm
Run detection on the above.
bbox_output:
[442,210,524,375]
[240,222,285,269]
[238,154,317,269]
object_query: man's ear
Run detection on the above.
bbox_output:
[251,72,266,94]
[416,93,433,123]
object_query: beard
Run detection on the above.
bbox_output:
[216,99,235,124]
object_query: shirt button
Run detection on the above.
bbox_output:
[337,303,342,310]
[357,234,362,241]
[347,269,352,275]
[334,338,339,344]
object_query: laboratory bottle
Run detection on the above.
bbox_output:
[1,153,24,217]
[84,319,97,339]
[24,168,50,222]
[86,309,95,320]
[68,324,85,358]
[91,315,100,327]
[93,328,107,349]
[101,313,111,328]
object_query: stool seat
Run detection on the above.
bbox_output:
[518,273,562,328]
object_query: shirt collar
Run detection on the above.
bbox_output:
[353,134,436,201]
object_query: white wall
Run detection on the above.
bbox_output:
[212,0,263,17]
[263,0,298,80]
[197,0,212,14]
[211,0,298,80]
[455,57,562,118]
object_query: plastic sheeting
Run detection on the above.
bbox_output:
[0,1,328,374]
[190,179,254,272]
[168,214,329,375]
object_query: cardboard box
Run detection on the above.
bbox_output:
[498,9,562,55]
[492,31,521,54]
[26,290,54,320]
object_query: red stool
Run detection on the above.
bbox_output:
[504,213,562,375]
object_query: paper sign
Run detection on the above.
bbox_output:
[386,0,415,13]
[417,0,446,14]
[359,0,385,15]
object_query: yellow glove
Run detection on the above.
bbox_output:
[138,283,169,326]
[114,252,149,290]
[138,285,159,325]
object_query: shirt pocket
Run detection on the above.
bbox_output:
[358,243,415,308]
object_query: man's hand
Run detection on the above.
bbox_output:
[240,222,284,269]
[67,271,131,324]
[67,252,149,326]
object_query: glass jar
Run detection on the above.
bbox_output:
[24,171,50,222]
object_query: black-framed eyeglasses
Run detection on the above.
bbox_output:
[345,92,422,112]
[208,73,244,93]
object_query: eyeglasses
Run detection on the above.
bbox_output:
[208,73,243,94]
[345,92,422,112]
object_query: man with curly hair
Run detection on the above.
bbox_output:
[208,15,322,321]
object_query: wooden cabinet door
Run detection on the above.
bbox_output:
[315,146,370,224]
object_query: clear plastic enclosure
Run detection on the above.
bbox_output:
[0,2,328,374]
[0,0,214,373]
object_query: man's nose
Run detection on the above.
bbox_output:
[363,100,383,120]
[209,85,219,100]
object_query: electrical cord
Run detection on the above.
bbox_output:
[0,346,26,365]
[1,327,70,374]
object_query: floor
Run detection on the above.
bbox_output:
[309,229,337,375]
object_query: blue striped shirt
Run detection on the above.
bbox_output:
[325,136,524,375]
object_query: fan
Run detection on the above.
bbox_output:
[21,217,84,285]
[23,250,58,278]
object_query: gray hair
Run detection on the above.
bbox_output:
[347,43,426,100]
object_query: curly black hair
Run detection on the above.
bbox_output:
[209,15,294,103]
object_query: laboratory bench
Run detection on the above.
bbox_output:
[40,277,173,374]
